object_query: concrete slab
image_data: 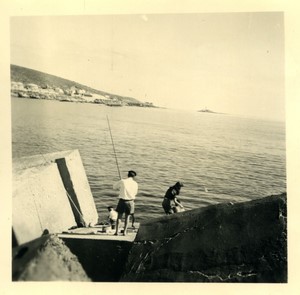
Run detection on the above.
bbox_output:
[12,149,98,245]
[13,163,76,245]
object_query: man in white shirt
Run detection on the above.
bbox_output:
[113,170,138,236]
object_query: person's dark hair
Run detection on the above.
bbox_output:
[175,181,184,188]
[107,206,114,210]
[128,170,137,177]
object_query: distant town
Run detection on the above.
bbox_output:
[11,81,156,107]
[10,64,157,108]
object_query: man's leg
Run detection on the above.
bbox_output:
[123,213,130,236]
[114,213,122,235]
[131,214,135,228]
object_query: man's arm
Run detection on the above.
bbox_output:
[174,198,184,208]
[113,180,121,190]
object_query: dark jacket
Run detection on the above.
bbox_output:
[164,186,180,200]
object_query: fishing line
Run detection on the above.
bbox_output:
[38,148,86,224]
[35,146,86,224]
[106,115,121,180]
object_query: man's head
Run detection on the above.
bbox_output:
[128,170,137,178]
[175,181,184,188]
[107,206,114,211]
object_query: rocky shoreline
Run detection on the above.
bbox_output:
[11,80,156,108]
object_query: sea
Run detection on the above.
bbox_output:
[11,97,286,223]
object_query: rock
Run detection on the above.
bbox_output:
[121,193,287,282]
[12,234,91,281]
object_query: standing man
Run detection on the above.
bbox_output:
[113,170,138,236]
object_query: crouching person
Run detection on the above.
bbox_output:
[107,206,118,230]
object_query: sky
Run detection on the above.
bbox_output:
[10,12,285,121]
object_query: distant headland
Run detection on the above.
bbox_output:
[10,64,157,108]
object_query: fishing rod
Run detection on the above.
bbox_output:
[106,115,122,180]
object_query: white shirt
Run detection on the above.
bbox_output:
[113,177,138,200]
[108,210,118,220]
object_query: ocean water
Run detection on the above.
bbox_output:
[12,97,286,222]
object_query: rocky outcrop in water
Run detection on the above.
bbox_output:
[121,193,287,282]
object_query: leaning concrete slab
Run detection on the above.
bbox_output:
[12,150,98,245]
[13,162,76,245]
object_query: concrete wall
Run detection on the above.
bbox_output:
[61,237,132,282]
[13,150,98,246]
[121,194,287,283]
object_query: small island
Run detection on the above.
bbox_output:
[198,107,223,114]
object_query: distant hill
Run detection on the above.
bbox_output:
[10,64,141,103]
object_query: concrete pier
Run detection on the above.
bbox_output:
[12,151,287,282]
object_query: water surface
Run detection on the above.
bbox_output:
[12,98,286,222]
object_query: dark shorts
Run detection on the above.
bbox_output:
[162,198,174,214]
[116,199,135,216]
[109,218,116,229]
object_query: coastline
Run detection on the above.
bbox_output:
[10,64,157,108]
[11,87,156,108]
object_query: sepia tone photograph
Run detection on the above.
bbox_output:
[1,0,299,294]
